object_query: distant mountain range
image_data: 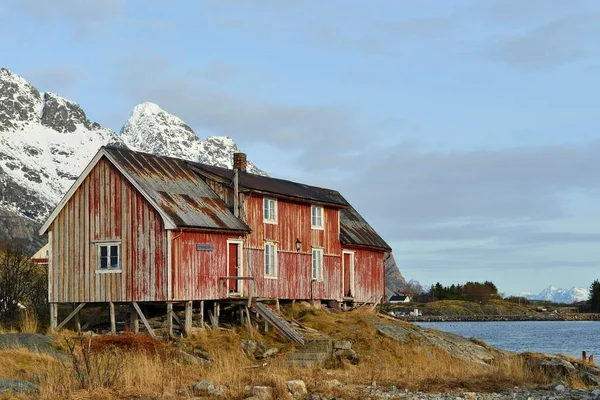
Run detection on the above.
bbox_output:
[519,285,589,304]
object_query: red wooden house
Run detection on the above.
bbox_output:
[40,146,391,333]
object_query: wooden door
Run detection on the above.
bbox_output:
[343,253,352,297]
[228,243,238,293]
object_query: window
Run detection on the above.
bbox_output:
[97,243,121,272]
[312,248,323,280]
[263,197,277,224]
[311,205,324,229]
[264,242,277,278]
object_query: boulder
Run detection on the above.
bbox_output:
[333,340,352,350]
[286,379,307,398]
[333,348,360,364]
[180,350,211,366]
[242,340,258,356]
[251,385,273,399]
[193,380,214,395]
[0,378,38,394]
[256,348,279,359]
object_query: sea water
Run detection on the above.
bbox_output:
[415,320,600,360]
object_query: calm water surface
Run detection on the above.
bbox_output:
[415,321,600,359]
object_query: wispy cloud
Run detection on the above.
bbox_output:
[482,13,600,69]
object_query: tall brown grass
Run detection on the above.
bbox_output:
[0,307,561,399]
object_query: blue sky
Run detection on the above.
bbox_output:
[2,0,600,295]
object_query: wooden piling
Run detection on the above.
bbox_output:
[167,302,174,337]
[50,303,58,332]
[130,304,139,333]
[185,301,193,335]
[109,302,116,335]
[590,355,594,364]
[583,351,587,362]
[200,301,205,329]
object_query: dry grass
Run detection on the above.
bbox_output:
[1,305,586,399]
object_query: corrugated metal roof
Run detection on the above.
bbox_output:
[190,163,349,207]
[340,206,391,251]
[192,161,389,250]
[104,147,250,232]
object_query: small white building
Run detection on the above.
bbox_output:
[389,294,412,304]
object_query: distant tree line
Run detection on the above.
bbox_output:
[423,281,500,303]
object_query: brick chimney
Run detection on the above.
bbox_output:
[233,152,247,172]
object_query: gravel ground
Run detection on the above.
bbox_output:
[349,386,600,400]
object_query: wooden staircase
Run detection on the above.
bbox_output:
[255,302,304,345]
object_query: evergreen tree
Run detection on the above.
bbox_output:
[589,279,600,312]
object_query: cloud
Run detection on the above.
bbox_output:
[483,13,600,69]
[114,55,365,169]
[328,141,600,247]
[6,0,124,33]
[467,0,590,26]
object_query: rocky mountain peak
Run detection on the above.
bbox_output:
[41,92,99,133]
[0,68,43,131]
[120,102,202,160]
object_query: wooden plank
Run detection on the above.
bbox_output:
[255,302,303,345]
[167,302,173,337]
[200,300,205,329]
[130,304,139,333]
[56,302,86,331]
[49,303,58,332]
[185,301,192,335]
[109,301,116,335]
[132,302,156,339]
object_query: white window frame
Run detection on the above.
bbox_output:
[311,205,324,230]
[312,247,323,281]
[95,241,121,274]
[263,197,278,224]
[264,242,278,279]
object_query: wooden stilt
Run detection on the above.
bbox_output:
[264,319,269,333]
[167,302,173,338]
[275,298,280,313]
[50,303,58,332]
[214,302,220,328]
[109,302,116,335]
[75,312,81,333]
[200,301,205,329]
[185,301,193,335]
[56,303,86,331]
[245,306,253,337]
[132,302,156,339]
[130,304,139,333]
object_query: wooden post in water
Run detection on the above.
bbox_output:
[590,355,594,365]
[583,351,587,362]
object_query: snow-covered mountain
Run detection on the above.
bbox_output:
[0,68,263,252]
[120,102,263,174]
[519,285,589,304]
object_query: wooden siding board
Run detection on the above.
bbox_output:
[49,157,168,304]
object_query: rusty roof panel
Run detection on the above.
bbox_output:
[189,163,349,207]
[340,206,391,251]
[104,147,250,232]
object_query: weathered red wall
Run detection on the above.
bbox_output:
[171,230,246,301]
[345,247,385,303]
[243,194,343,301]
[49,157,168,303]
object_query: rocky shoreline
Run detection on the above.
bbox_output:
[396,313,600,322]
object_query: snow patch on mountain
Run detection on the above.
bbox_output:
[0,68,264,226]
[120,102,265,175]
[519,285,589,304]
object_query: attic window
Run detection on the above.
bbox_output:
[96,242,121,273]
[311,205,324,229]
[263,197,277,224]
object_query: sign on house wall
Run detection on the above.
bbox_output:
[196,243,214,251]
